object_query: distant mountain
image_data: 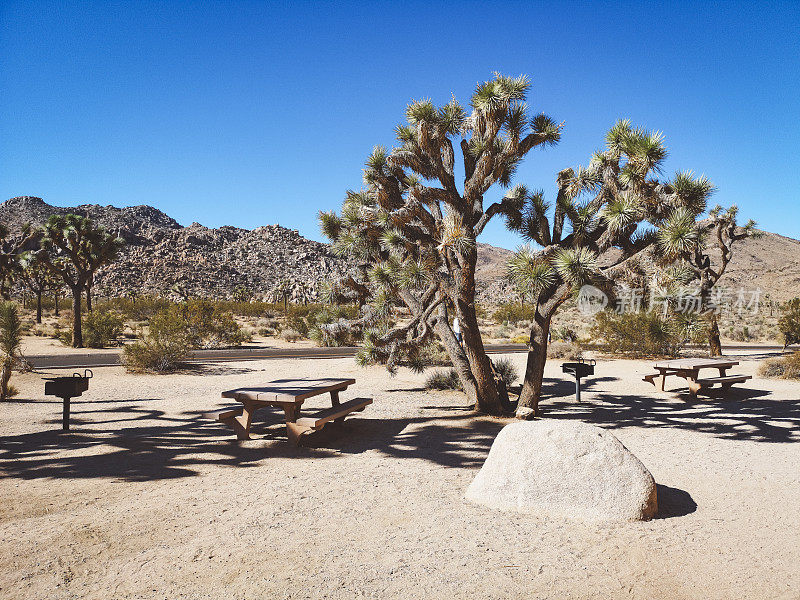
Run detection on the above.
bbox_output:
[2,196,798,303]
[472,230,800,303]
[0,197,351,301]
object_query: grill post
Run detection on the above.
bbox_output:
[62,396,70,430]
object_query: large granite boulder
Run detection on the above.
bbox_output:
[465,420,658,522]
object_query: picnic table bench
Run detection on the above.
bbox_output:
[643,358,751,397]
[205,378,372,445]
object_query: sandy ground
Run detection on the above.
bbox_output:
[1,352,798,600]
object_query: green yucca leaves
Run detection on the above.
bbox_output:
[600,191,642,235]
[506,245,557,296]
[318,210,342,241]
[530,113,562,145]
[505,103,528,136]
[671,171,714,215]
[658,207,700,258]
[405,99,437,124]
[551,247,598,287]
[394,124,416,144]
[438,98,466,135]
[399,259,431,289]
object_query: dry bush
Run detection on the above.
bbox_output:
[425,368,461,390]
[280,328,302,342]
[591,311,683,357]
[758,352,800,379]
[547,341,582,360]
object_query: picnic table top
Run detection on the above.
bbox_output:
[221,378,356,404]
[653,358,739,371]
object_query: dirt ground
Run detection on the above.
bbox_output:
[1,352,798,599]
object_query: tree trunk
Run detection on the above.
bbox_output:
[708,313,722,357]
[86,286,92,313]
[71,288,83,348]
[54,291,60,317]
[433,316,482,408]
[457,295,505,416]
[0,359,11,401]
[36,291,42,324]
[517,309,552,418]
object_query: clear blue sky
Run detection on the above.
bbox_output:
[2,1,798,248]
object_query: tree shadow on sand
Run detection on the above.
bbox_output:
[541,377,799,444]
[0,397,502,482]
[2,372,795,487]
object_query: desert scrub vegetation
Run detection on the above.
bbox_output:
[82,309,124,348]
[0,302,22,400]
[758,351,800,379]
[122,300,248,372]
[592,311,684,357]
[492,303,536,325]
[778,298,800,349]
[426,357,518,391]
[547,341,582,360]
[123,309,190,373]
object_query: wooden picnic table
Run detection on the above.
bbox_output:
[643,358,751,397]
[207,378,371,444]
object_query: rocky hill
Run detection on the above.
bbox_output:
[475,231,800,304]
[2,196,798,304]
[0,197,352,302]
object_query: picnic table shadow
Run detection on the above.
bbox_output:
[0,398,503,482]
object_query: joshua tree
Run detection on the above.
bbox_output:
[0,223,35,300]
[37,215,123,347]
[18,251,56,323]
[0,301,22,401]
[657,205,759,356]
[271,279,292,314]
[506,120,714,416]
[321,73,561,415]
[83,228,124,313]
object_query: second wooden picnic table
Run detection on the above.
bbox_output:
[643,358,751,396]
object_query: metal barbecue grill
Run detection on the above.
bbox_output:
[43,370,93,430]
[561,359,596,402]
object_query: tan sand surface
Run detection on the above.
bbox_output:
[1,353,798,599]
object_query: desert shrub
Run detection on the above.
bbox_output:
[758,352,800,379]
[510,334,528,344]
[551,326,578,342]
[592,310,683,357]
[492,303,535,325]
[122,308,192,372]
[425,368,462,390]
[139,300,246,349]
[182,300,248,348]
[101,296,172,321]
[280,328,302,342]
[1,302,22,400]
[492,357,518,388]
[83,310,124,348]
[778,298,800,348]
[490,324,513,340]
[547,341,583,360]
[729,325,754,342]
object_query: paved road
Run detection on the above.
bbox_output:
[26,343,791,370]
